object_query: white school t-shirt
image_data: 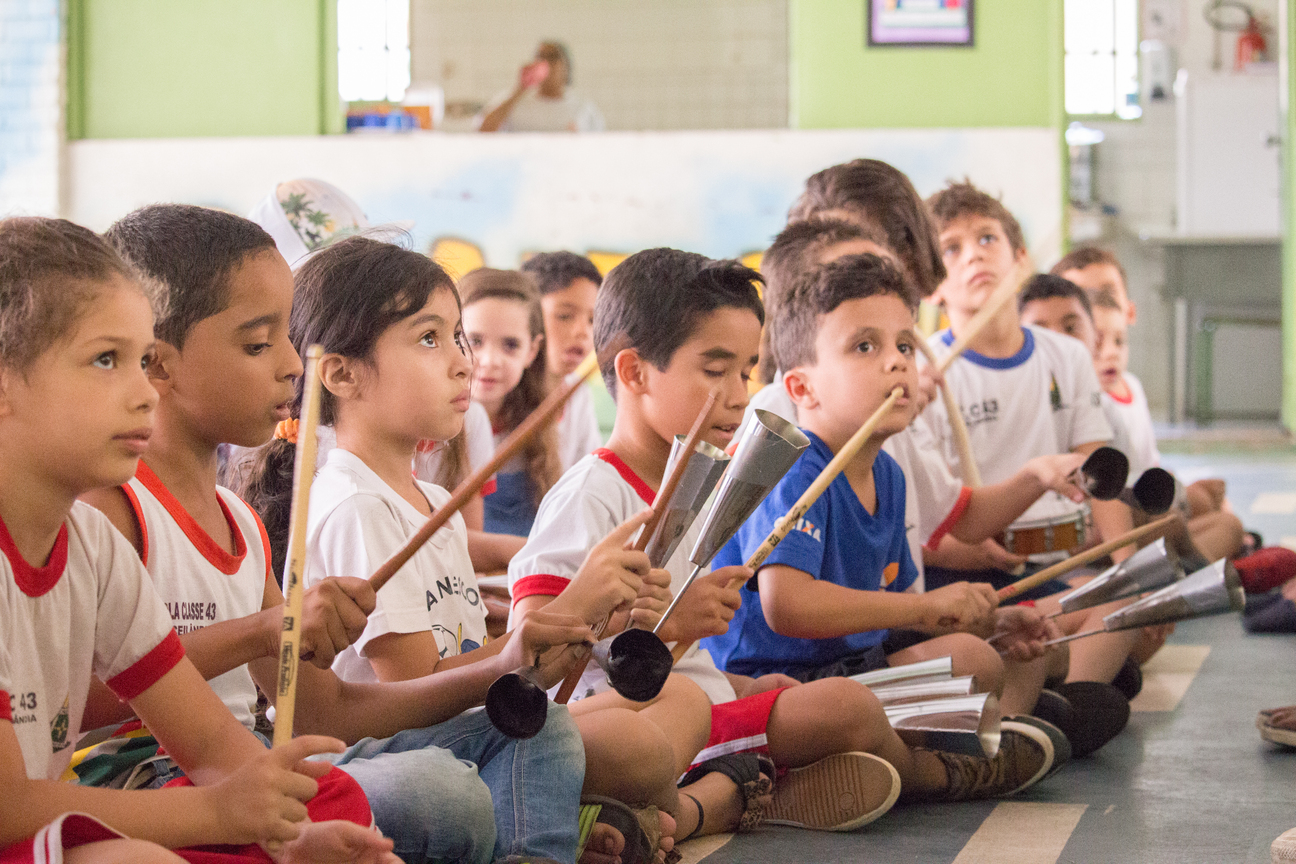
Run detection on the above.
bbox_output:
[508,449,737,706]
[0,503,182,780]
[124,462,270,731]
[558,375,603,471]
[307,449,486,684]
[921,325,1112,528]
[1101,373,1160,483]
[744,381,971,591]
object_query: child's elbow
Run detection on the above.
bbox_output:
[761,598,815,638]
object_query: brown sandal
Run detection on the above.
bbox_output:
[679,752,776,833]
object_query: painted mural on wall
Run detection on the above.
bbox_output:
[67,128,1063,273]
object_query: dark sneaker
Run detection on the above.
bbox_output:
[1110,656,1144,700]
[763,752,901,832]
[1052,681,1131,757]
[928,721,1054,801]
[1004,714,1071,777]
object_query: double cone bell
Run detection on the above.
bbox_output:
[849,656,954,689]
[1054,538,1183,615]
[885,692,1001,758]
[597,435,730,703]
[1121,467,1177,516]
[1076,446,1129,500]
[485,661,551,739]
[870,676,977,707]
[652,410,810,637]
[1101,558,1245,631]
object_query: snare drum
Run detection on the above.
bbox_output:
[997,506,1090,558]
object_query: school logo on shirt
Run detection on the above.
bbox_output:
[882,562,900,587]
[791,517,822,543]
[50,696,70,752]
[1049,375,1064,411]
[960,399,999,429]
[431,623,482,658]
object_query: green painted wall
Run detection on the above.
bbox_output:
[1283,0,1295,431]
[789,0,1064,129]
[67,0,341,139]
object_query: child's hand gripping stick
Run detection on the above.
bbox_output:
[366,354,599,594]
[273,345,325,748]
[668,386,905,664]
[551,390,720,704]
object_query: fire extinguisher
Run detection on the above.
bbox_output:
[1234,14,1267,70]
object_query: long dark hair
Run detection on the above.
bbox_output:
[458,268,561,507]
[230,236,458,578]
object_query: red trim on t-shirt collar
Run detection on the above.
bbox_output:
[118,483,150,566]
[134,461,247,575]
[0,511,68,598]
[924,486,974,551]
[1107,381,1134,405]
[593,448,656,506]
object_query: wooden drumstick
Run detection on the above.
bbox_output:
[914,338,981,488]
[368,354,598,594]
[273,345,325,747]
[553,390,720,704]
[996,513,1178,602]
[670,386,905,663]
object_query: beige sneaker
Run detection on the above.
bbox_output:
[1273,827,1296,863]
[927,721,1055,801]
[763,752,901,832]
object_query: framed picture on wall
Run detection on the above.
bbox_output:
[867,0,974,47]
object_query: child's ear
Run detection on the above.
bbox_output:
[147,342,180,394]
[783,367,818,412]
[613,347,650,395]
[318,353,361,401]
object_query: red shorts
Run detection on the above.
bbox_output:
[687,686,791,771]
[0,814,123,864]
[1,767,374,864]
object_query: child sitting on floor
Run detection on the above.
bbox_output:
[0,216,394,864]
[520,251,605,469]
[81,204,593,864]
[511,248,1063,834]
[703,254,1061,725]
[459,268,565,538]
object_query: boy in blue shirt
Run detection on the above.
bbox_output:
[705,254,1059,722]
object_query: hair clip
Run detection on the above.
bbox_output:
[274,418,299,444]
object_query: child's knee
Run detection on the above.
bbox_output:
[535,701,587,771]
[655,673,713,741]
[582,708,678,800]
[798,677,890,750]
[947,633,1005,693]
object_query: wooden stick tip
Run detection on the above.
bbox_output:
[574,352,599,381]
[305,344,324,361]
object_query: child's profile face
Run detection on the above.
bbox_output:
[0,277,158,493]
[364,286,472,444]
[936,214,1025,315]
[161,250,302,448]
[540,277,598,377]
[1061,263,1135,325]
[1020,296,1096,353]
[463,296,543,415]
[638,306,761,452]
[790,294,918,443]
[1091,306,1129,391]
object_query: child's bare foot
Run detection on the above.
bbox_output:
[579,822,625,864]
[1130,623,1175,665]
[1258,705,1296,747]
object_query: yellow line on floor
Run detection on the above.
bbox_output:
[950,802,1088,864]
[1129,645,1211,713]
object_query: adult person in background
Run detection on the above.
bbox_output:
[476,41,605,133]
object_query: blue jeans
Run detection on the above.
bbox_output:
[318,704,585,864]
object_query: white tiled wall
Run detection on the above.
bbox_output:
[1068,0,1280,419]
[0,0,62,216]
[410,0,789,131]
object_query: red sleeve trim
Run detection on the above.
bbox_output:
[248,504,275,583]
[0,691,10,721]
[119,483,149,566]
[925,486,974,550]
[480,478,498,498]
[511,574,572,606]
[106,630,186,701]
